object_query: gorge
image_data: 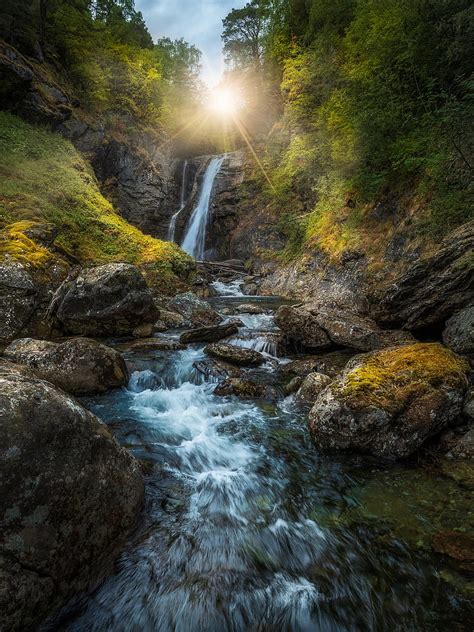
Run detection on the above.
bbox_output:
[0,1,473,631]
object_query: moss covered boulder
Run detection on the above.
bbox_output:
[0,365,144,630]
[308,343,469,459]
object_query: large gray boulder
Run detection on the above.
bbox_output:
[167,292,221,327]
[442,306,474,355]
[275,303,414,352]
[3,337,128,395]
[295,372,332,407]
[56,263,158,336]
[0,367,144,631]
[0,262,37,345]
[377,221,474,330]
[308,343,469,459]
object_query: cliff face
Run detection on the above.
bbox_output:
[0,39,183,238]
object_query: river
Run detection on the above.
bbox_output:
[43,280,472,631]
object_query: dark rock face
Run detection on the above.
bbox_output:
[447,428,474,460]
[57,263,158,336]
[204,342,265,367]
[275,303,415,352]
[0,262,37,345]
[193,358,242,381]
[442,307,474,355]
[180,322,239,344]
[168,292,221,327]
[3,337,128,395]
[376,221,474,330]
[0,368,144,631]
[308,343,469,459]
[92,136,179,237]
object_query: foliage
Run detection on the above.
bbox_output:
[229,0,474,258]
[0,112,193,282]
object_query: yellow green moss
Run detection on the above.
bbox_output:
[342,343,469,411]
[0,221,54,267]
[0,112,193,285]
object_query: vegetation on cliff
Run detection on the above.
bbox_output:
[0,112,192,280]
[224,0,473,261]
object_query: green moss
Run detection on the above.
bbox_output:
[0,112,193,282]
[0,221,54,267]
[341,343,469,411]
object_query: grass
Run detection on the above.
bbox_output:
[0,112,193,288]
[341,343,469,412]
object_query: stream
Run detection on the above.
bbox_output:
[44,282,472,631]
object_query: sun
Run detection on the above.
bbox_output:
[207,87,243,116]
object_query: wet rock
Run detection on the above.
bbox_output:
[308,343,469,459]
[204,342,265,367]
[463,387,474,420]
[283,376,303,396]
[235,303,267,315]
[282,357,324,379]
[3,337,128,395]
[180,322,239,344]
[377,220,474,330]
[125,337,185,352]
[57,263,158,336]
[167,292,221,326]
[275,303,415,352]
[214,378,279,401]
[432,531,474,571]
[0,370,144,631]
[0,262,37,345]
[157,309,188,329]
[193,358,242,381]
[132,323,154,338]
[447,428,474,459]
[442,306,474,355]
[296,372,332,407]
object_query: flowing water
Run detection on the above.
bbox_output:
[168,160,189,243]
[44,282,472,631]
[181,156,225,259]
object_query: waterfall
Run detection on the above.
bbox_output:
[168,160,188,242]
[181,155,224,260]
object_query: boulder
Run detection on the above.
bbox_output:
[204,342,265,367]
[308,343,469,459]
[464,387,474,420]
[193,358,242,381]
[125,337,185,352]
[0,262,37,345]
[282,350,355,380]
[235,303,267,315]
[377,220,474,330]
[442,306,474,355]
[3,337,128,395]
[180,322,239,344]
[296,372,332,407]
[283,376,303,396]
[132,323,154,338]
[214,378,279,401]
[275,303,414,352]
[446,428,474,460]
[0,369,144,631]
[158,309,188,329]
[56,263,158,336]
[167,292,221,327]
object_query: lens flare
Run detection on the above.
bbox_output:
[207,87,243,115]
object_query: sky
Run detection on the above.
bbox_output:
[136,0,244,86]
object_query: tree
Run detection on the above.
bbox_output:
[222,0,272,69]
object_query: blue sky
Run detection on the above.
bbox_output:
[136,0,244,85]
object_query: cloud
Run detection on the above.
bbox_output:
[136,0,242,85]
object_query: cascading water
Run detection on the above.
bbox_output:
[181,155,225,260]
[167,160,188,242]
[44,280,473,631]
